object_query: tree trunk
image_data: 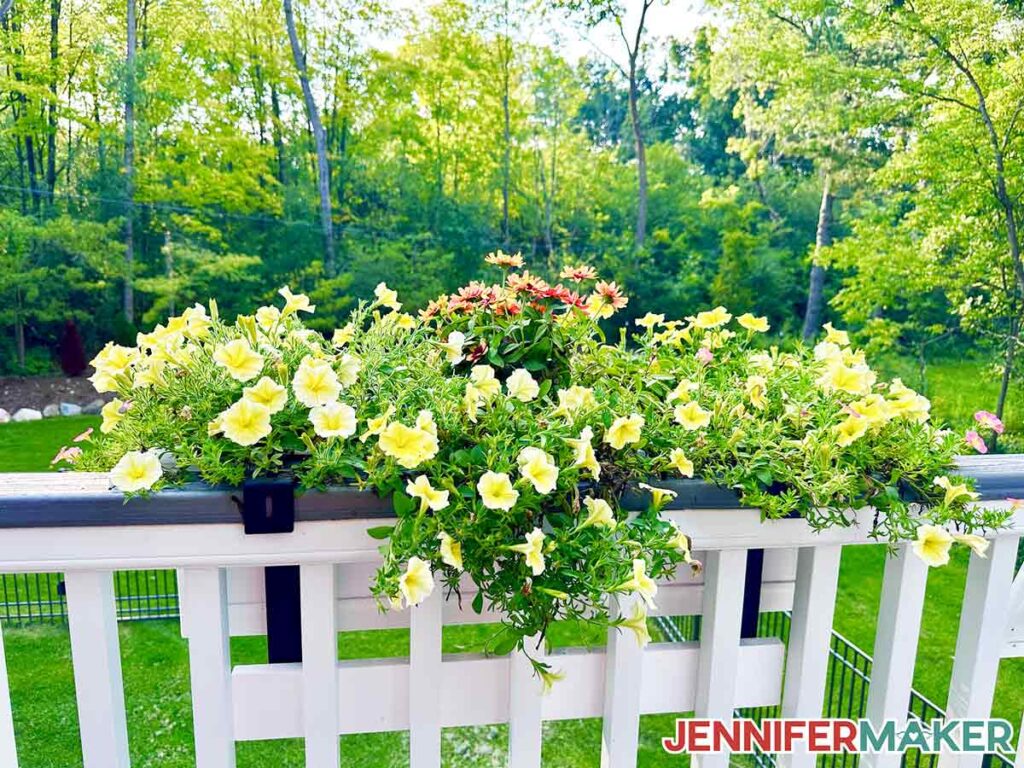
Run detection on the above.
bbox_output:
[499,1,512,247]
[269,81,287,186]
[14,287,25,369]
[123,0,136,324]
[46,0,60,203]
[627,63,646,250]
[801,172,833,342]
[283,0,335,276]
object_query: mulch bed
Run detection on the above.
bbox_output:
[0,375,110,413]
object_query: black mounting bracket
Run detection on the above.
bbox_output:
[740,548,765,639]
[240,478,302,664]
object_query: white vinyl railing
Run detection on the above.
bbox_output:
[0,459,1021,768]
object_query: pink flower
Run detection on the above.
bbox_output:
[1008,498,1024,510]
[51,446,83,465]
[73,427,94,443]
[974,410,1004,434]
[965,430,988,454]
[696,347,714,365]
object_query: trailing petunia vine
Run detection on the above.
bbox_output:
[74,253,1006,681]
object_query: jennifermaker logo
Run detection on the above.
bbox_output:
[662,718,1016,755]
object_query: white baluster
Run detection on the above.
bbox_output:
[409,587,442,768]
[65,570,130,768]
[601,593,644,768]
[779,545,843,768]
[300,564,340,768]
[0,619,18,767]
[693,548,748,768]
[1015,712,1024,768]
[938,535,1020,768]
[508,634,544,768]
[862,544,928,768]
[183,567,236,768]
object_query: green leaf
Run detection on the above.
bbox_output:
[366,525,395,540]
[472,591,484,614]
[392,491,417,517]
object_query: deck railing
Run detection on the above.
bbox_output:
[0,455,1021,768]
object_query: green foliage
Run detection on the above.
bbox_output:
[76,263,1000,671]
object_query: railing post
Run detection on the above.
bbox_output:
[300,563,339,768]
[409,587,442,768]
[601,593,644,768]
[0,619,18,767]
[183,567,236,768]
[65,570,131,768]
[778,545,842,768]
[508,634,544,768]
[862,544,928,768]
[693,548,748,768]
[939,536,1020,768]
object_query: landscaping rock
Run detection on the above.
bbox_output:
[42,403,61,418]
[12,408,42,422]
[0,408,9,424]
[59,402,83,416]
[82,398,105,415]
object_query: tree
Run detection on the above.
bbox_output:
[710,0,891,340]
[283,0,336,276]
[553,0,656,251]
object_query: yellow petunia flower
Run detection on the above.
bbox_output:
[477,471,519,511]
[332,323,356,347]
[566,426,601,479]
[337,353,362,388]
[668,448,694,477]
[220,398,273,446]
[309,401,357,439]
[255,306,281,332]
[638,482,677,511]
[415,409,438,437]
[470,365,502,399]
[464,382,483,423]
[836,416,868,447]
[818,362,875,396]
[399,556,434,607]
[292,356,341,408]
[360,405,395,443]
[109,451,162,492]
[621,602,651,647]
[952,533,989,558]
[737,313,770,332]
[374,282,402,311]
[552,385,597,418]
[667,379,698,402]
[693,306,731,329]
[912,524,953,567]
[506,368,540,402]
[666,521,691,557]
[822,322,850,346]
[213,339,264,382]
[100,398,126,434]
[674,401,711,431]
[279,286,315,315]
[518,448,559,495]
[243,376,288,414]
[579,496,616,530]
[745,375,768,410]
[617,559,657,608]
[635,313,665,330]
[442,331,465,365]
[407,475,450,513]
[509,527,546,575]
[378,422,439,469]
[438,532,464,571]
[604,413,644,450]
[933,476,980,506]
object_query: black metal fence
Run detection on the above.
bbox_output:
[652,612,1015,768]
[0,570,179,624]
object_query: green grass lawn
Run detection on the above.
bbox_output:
[0,360,1021,766]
